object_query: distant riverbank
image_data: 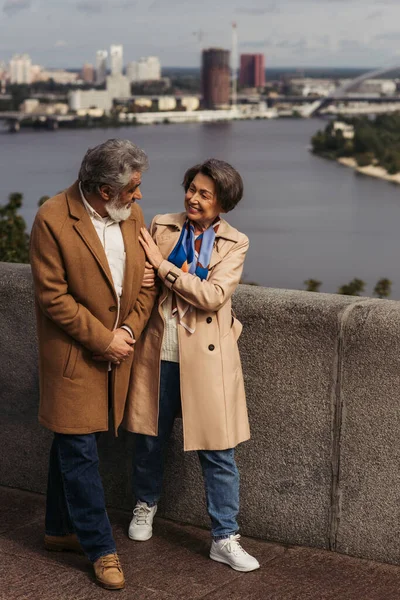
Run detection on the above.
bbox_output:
[337,157,400,185]
[311,114,400,184]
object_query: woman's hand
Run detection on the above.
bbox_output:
[142,261,156,288]
[139,227,164,270]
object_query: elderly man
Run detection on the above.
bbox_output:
[30,139,157,590]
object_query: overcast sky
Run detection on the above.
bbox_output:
[1,0,400,69]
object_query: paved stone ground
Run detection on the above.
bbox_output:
[1,486,400,600]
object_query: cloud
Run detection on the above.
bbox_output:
[3,0,31,16]
[375,31,400,41]
[365,9,383,19]
[76,0,135,13]
[76,0,102,13]
[236,3,280,15]
[54,40,68,48]
[240,39,269,48]
[275,39,307,50]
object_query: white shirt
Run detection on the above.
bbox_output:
[161,292,179,363]
[79,183,125,299]
[79,182,133,341]
[160,232,203,364]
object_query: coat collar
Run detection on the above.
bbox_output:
[154,212,240,270]
[65,181,138,305]
[154,212,240,243]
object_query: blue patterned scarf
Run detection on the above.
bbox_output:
[168,217,220,279]
[166,217,220,333]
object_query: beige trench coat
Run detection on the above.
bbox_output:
[30,182,157,435]
[123,212,251,451]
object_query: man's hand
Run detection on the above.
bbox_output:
[92,328,135,364]
[142,261,156,288]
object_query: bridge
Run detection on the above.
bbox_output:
[302,65,400,117]
[0,111,76,132]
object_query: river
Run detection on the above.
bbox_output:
[1,119,400,297]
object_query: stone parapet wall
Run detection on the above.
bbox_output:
[1,263,398,565]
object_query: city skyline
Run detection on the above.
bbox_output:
[1,0,400,69]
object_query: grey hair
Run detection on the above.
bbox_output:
[182,158,243,212]
[78,138,149,196]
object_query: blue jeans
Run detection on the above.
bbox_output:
[133,361,240,540]
[45,432,116,563]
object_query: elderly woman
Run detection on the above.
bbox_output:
[124,159,259,572]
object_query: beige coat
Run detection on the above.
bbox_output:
[30,182,157,435]
[123,212,251,451]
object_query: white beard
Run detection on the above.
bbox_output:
[105,196,132,222]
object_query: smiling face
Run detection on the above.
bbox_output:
[184,172,223,232]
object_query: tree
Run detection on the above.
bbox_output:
[304,279,322,292]
[38,195,50,207]
[355,152,374,167]
[0,193,29,263]
[374,278,392,299]
[338,278,366,296]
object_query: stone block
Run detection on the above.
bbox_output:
[336,300,400,564]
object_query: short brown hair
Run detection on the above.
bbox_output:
[182,159,243,212]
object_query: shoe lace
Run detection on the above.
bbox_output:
[133,503,152,525]
[99,554,122,573]
[220,534,248,557]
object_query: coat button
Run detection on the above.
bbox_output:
[208,344,215,351]
[206,317,212,324]
[109,306,117,312]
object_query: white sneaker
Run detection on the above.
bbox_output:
[128,501,157,541]
[210,534,260,572]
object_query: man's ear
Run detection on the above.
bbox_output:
[99,185,111,201]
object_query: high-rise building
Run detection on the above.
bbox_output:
[31,64,43,83]
[126,61,138,83]
[106,74,130,99]
[81,63,94,84]
[145,56,161,81]
[239,54,265,88]
[96,50,108,85]
[127,56,161,83]
[201,48,230,109]
[0,60,7,83]
[10,54,32,84]
[110,44,123,76]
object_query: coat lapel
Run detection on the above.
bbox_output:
[153,213,184,259]
[209,218,239,270]
[153,212,239,271]
[120,215,138,320]
[208,247,223,270]
[66,182,117,300]
[157,231,180,260]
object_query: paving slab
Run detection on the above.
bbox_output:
[0,493,283,600]
[110,511,284,599]
[0,487,44,535]
[0,551,175,600]
[2,487,400,600]
[203,545,400,600]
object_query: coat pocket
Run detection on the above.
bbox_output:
[63,342,79,379]
[231,316,243,342]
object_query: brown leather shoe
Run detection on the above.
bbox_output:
[44,533,83,554]
[93,553,125,590]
